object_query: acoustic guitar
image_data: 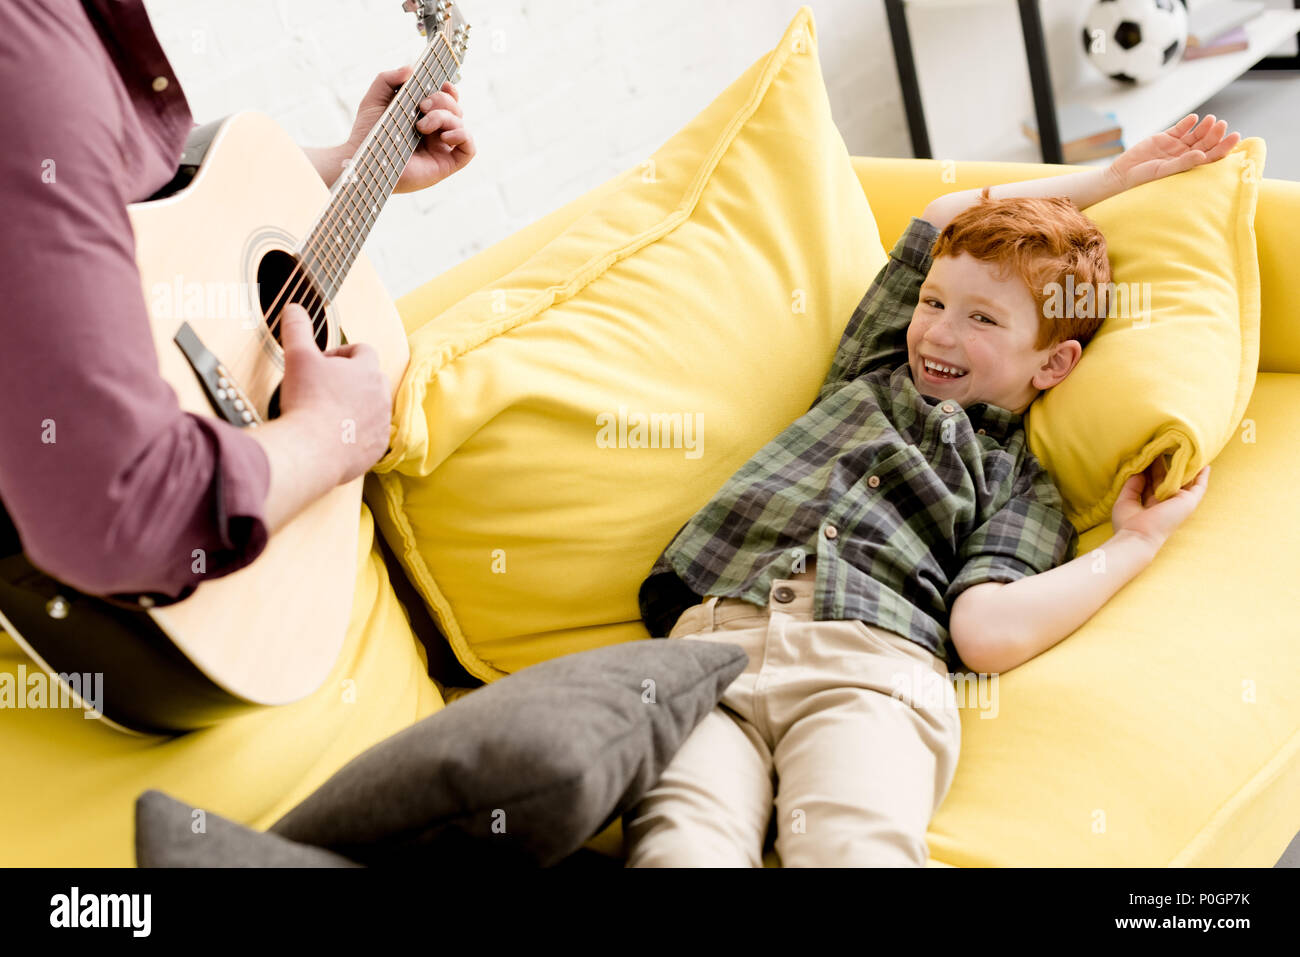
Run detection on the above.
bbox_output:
[0,0,469,734]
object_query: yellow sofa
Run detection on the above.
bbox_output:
[3,156,1295,868]
[394,155,1300,868]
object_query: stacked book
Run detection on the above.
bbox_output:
[1184,0,1264,59]
[1184,25,1248,59]
[1022,104,1123,163]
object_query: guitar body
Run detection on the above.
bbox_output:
[0,112,410,734]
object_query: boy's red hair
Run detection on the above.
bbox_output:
[931,189,1111,351]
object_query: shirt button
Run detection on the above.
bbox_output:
[977,428,986,435]
[867,475,880,488]
[151,76,170,92]
[941,402,955,413]
[137,595,155,609]
[824,525,838,540]
[773,585,796,603]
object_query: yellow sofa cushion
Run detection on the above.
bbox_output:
[370,6,887,680]
[1024,138,1265,532]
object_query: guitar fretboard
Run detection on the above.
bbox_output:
[299,36,462,301]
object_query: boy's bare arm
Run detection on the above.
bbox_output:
[951,529,1157,674]
[923,114,1241,231]
[951,457,1211,674]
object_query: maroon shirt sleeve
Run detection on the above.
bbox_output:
[0,0,271,606]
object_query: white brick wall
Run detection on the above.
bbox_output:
[141,0,915,298]
[140,0,1095,299]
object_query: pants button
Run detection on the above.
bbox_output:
[773,585,796,603]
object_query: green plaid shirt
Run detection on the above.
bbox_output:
[639,216,1079,669]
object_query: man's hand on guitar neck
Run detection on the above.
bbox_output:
[247,304,393,534]
[304,66,476,192]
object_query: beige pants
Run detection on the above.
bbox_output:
[623,574,961,867]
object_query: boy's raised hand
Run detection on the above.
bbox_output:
[1111,455,1211,552]
[1106,114,1241,191]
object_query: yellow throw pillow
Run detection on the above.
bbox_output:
[368,7,886,680]
[1026,138,1265,531]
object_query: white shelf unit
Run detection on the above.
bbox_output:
[990,7,1300,164]
[889,1,1300,167]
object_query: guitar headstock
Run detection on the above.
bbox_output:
[402,0,470,78]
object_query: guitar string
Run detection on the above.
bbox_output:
[239,35,457,389]
[231,53,435,381]
[273,38,456,334]
[221,37,455,419]
[315,38,461,290]
[256,38,456,353]
[302,50,439,304]
[314,37,460,298]
[266,39,453,331]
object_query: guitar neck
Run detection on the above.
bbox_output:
[299,35,462,301]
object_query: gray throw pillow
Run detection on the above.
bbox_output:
[135,637,746,867]
[270,637,746,866]
[135,790,358,867]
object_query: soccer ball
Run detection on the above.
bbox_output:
[1082,0,1188,84]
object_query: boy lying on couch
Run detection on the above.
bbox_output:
[625,113,1232,868]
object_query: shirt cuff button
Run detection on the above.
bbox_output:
[151,76,170,92]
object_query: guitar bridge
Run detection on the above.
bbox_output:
[173,322,264,429]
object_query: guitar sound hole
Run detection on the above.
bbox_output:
[257,249,329,351]
[257,250,329,420]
